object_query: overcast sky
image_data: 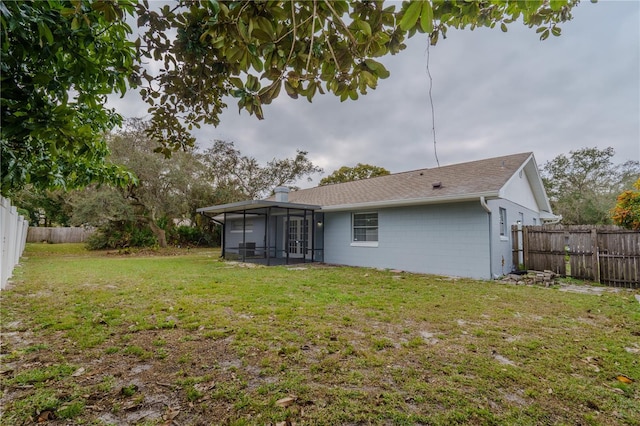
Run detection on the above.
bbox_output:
[109,0,640,188]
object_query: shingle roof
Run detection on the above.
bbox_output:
[277,152,534,209]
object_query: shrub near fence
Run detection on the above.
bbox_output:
[1,196,29,290]
[27,227,95,244]
[512,225,640,288]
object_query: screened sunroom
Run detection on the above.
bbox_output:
[197,193,323,266]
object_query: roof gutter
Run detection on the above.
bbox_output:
[197,200,320,215]
[479,196,491,213]
[319,191,499,212]
[200,211,224,227]
[540,214,562,225]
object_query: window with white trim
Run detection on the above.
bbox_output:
[352,212,378,243]
[230,219,253,233]
[499,208,507,238]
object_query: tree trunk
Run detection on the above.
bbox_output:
[130,200,168,248]
[148,219,167,248]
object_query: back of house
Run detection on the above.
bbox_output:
[198,152,558,279]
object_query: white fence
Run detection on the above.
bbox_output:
[1,196,29,290]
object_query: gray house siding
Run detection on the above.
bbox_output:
[323,202,491,279]
[486,198,542,276]
[225,217,266,256]
[314,212,325,262]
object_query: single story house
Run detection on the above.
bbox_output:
[197,152,559,279]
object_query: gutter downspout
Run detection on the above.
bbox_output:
[480,197,493,279]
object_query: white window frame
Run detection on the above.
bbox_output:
[351,212,379,247]
[499,208,508,240]
[230,219,253,233]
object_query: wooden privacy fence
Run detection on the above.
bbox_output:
[512,225,639,288]
[27,227,95,244]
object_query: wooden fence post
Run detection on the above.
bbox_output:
[512,225,519,269]
[523,226,529,270]
[591,228,600,283]
[564,231,571,277]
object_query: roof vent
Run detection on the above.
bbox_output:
[274,186,289,202]
[432,181,442,189]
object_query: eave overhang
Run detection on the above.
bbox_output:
[197,200,321,215]
[317,191,500,212]
[499,153,554,214]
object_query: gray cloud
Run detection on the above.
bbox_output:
[110,1,640,186]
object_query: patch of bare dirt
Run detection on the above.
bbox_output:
[557,283,627,295]
[0,324,273,425]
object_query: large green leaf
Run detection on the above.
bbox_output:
[419,1,433,33]
[399,1,423,31]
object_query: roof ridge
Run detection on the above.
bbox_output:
[384,151,533,177]
[292,152,533,194]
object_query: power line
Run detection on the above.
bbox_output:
[426,42,440,167]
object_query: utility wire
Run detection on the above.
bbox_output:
[426,42,440,167]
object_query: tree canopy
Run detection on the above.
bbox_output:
[319,163,390,186]
[611,178,640,230]
[200,140,322,199]
[2,0,580,193]
[0,0,138,194]
[138,0,580,152]
[541,147,640,225]
[16,120,322,248]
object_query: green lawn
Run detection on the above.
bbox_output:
[1,243,638,425]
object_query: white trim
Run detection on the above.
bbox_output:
[499,154,554,214]
[352,211,379,244]
[285,216,310,258]
[499,207,508,237]
[350,241,379,247]
[230,219,254,232]
[321,191,499,212]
